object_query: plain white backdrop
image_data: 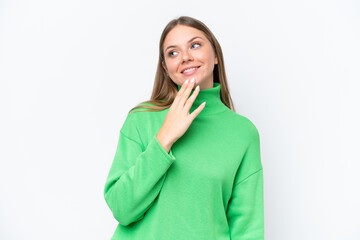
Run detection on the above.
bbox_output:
[1,0,359,239]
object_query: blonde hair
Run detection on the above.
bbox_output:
[129,16,236,114]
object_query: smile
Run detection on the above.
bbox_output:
[182,66,200,76]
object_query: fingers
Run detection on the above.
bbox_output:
[178,78,191,94]
[184,83,200,111]
[189,100,206,121]
[173,78,190,107]
[178,78,196,107]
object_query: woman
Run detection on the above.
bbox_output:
[104,16,264,239]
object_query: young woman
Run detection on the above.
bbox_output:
[104,16,264,240]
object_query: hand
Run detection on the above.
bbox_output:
[156,77,206,152]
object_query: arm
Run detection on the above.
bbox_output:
[104,114,176,226]
[226,124,264,239]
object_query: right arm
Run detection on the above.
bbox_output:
[104,77,204,226]
[104,128,176,226]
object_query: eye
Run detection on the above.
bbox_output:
[191,42,201,49]
[169,50,178,57]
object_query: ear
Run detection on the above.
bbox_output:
[214,55,218,65]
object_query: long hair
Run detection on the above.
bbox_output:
[128,16,236,114]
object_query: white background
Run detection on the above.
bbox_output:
[1,0,359,239]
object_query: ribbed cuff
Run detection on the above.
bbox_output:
[153,135,176,163]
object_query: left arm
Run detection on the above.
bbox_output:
[226,123,264,239]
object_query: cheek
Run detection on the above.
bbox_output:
[166,60,180,74]
[198,49,214,63]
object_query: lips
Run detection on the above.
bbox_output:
[181,66,200,73]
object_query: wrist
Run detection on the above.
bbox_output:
[156,132,173,153]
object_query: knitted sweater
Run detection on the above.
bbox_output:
[104,82,264,239]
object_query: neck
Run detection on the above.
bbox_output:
[177,82,228,116]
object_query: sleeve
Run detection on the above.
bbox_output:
[103,113,176,226]
[226,122,264,240]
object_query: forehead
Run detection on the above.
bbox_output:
[163,25,207,48]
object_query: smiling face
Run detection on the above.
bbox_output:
[162,25,218,90]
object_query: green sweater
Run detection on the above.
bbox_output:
[104,82,264,239]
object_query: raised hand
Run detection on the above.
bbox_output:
[156,77,206,153]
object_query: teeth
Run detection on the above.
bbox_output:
[183,67,197,73]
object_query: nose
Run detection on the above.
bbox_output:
[182,49,193,63]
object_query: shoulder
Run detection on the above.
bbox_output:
[120,102,155,140]
[129,102,158,113]
[128,101,170,118]
[227,110,260,141]
[122,101,168,133]
[121,102,168,145]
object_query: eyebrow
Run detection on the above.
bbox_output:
[164,36,204,52]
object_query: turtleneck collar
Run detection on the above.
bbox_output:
[176,82,228,116]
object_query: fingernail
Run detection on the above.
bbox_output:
[195,85,199,91]
[184,79,189,85]
[190,78,195,83]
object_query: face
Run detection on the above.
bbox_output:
[162,25,218,90]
